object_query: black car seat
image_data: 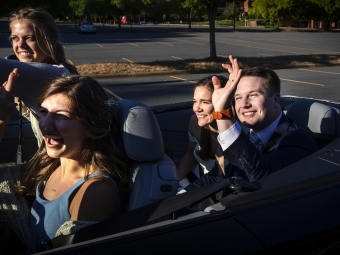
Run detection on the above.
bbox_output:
[285,100,340,148]
[116,99,178,211]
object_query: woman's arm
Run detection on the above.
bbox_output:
[0,58,69,114]
[0,69,18,140]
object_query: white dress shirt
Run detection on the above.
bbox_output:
[218,112,283,151]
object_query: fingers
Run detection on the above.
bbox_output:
[222,63,233,73]
[221,55,240,75]
[212,75,221,89]
[3,68,19,94]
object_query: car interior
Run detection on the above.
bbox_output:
[0,96,340,255]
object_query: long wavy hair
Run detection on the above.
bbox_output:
[194,75,228,160]
[18,76,129,210]
[9,7,78,74]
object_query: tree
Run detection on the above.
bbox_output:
[181,0,224,58]
[112,0,145,28]
[181,0,204,29]
[310,0,340,28]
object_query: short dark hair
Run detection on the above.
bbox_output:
[241,67,280,96]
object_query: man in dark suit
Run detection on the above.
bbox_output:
[183,56,317,192]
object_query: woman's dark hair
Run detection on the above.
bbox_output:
[194,75,228,160]
[18,75,129,211]
[9,7,78,74]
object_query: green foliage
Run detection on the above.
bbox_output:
[221,2,240,20]
[2,0,72,19]
[249,0,340,24]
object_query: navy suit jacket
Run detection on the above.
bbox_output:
[185,113,318,191]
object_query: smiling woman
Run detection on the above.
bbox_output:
[3,7,78,148]
[176,75,229,192]
[0,71,129,253]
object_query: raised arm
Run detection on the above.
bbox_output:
[0,69,19,140]
[0,58,69,114]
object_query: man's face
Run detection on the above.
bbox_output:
[234,76,280,132]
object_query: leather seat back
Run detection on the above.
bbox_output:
[286,100,340,146]
[116,99,178,211]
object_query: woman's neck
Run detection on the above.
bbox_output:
[208,121,219,134]
[58,158,89,180]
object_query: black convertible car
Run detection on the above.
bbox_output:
[1,95,340,255]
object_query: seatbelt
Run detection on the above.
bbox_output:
[16,99,23,165]
[45,178,232,250]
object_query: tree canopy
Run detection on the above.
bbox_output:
[249,0,340,27]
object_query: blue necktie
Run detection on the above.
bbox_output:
[249,131,263,150]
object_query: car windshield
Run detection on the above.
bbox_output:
[81,22,93,25]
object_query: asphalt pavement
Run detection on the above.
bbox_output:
[98,66,340,106]
[1,19,339,105]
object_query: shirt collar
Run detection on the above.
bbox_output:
[251,112,282,144]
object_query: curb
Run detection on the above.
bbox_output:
[88,62,339,79]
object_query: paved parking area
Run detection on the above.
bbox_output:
[99,66,340,106]
[1,21,339,65]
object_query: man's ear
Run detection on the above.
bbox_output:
[274,93,281,108]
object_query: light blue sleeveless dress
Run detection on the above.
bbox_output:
[30,173,118,250]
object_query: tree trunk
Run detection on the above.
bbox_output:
[188,9,192,30]
[207,2,217,58]
[117,14,121,30]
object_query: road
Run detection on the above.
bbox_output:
[0,22,339,105]
[99,66,340,106]
[0,22,339,65]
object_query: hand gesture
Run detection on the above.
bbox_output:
[212,55,242,111]
[0,69,19,140]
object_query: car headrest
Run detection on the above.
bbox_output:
[116,99,164,161]
[285,101,340,139]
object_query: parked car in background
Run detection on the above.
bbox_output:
[78,22,96,34]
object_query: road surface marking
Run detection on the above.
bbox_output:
[104,88,122,100]
[280,78,324,86]
[86,39,103,48]
[122,58,134,63]
[171,56,184,60]
[200,38,301,54]
[217,54,229,58]
[170,76,196,83]
[258,53,272,56]
[169,38,205,45]
[127,42,139,47]
[157,42,173,46]
[201,37,340,55]
[298,68,340,75]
